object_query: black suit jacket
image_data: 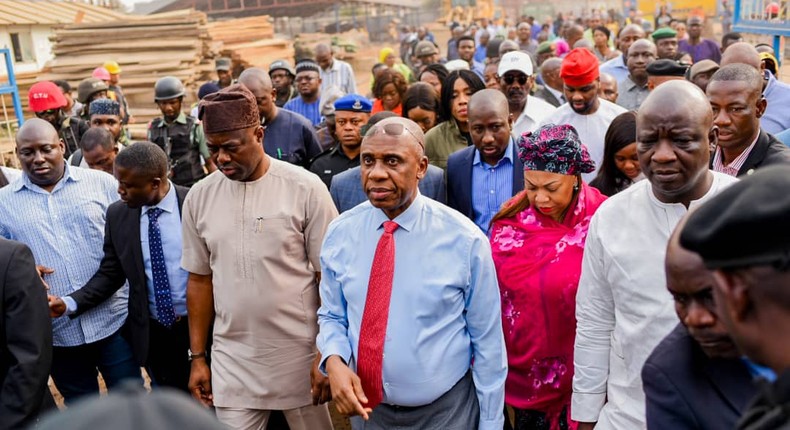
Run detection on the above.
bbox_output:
[69,185,189,366]
[643,323,757,430]
[535,86,563,108]
[0,239,52,429]
[446,145,525,221]
[710,130,790,177]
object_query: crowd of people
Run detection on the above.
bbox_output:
[2,5,790,430]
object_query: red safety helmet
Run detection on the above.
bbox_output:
[28,81,67,112]
[92,66,111,81]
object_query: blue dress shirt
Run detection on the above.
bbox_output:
[317,194,507,429]
[599,54,629,84]
[283,97,322,126]
[777,129,790,147]
[474,45,487,63]
[762,72,790,135]
[0,165,127,347]
[472,139,514,233]
[141,182,189,319]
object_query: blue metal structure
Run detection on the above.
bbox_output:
[0,48,24,128]
[732,0,789,58]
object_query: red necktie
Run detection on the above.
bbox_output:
[356,220,399,409]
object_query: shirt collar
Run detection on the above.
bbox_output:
[142,181,178,215]
[545,84,564,101]
[713,133,760,171]
[372,192,425,233]
[473,138,515,166]
[157,112,187,127]
[521,96,546,121]
[625,76,647,90]
[16,162,77,193]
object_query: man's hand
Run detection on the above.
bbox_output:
[188,359,213,407]
[48,296,67,318]
[326,355,371,420]
[311,352,332,405]
[36,266,54,290]
[577,422,597,430]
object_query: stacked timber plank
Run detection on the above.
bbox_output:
[39,9,217,127]
[207,16,293,70]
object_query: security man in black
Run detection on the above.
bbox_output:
[147,76,215,187]
[308,94,372,188]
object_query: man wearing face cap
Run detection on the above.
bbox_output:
[680,165,790,430]
[541,48,626,183]
[183,84,337,429]
[687,59,720,93]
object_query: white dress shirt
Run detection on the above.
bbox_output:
[512,95,557,139]
[572,172,738,429]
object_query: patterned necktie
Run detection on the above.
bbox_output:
[356,220,399,409]
[148,207,177,327]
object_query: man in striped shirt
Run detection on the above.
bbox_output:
[0,119,141,404]
[315,43,357,96]
[707,64,790,177]
[284,60,324,126]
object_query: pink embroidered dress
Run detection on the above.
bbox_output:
[490,183,606,429]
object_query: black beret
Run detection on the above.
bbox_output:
[647,59,689,77]
[680,165,790,269]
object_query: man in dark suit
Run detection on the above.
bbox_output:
[49,142,196,392]
[447,89,524,233]
[536,58,565,108]
[642,221,756,430]
[707,63,790,177]
[0,238,52,429]
[329,164,446,213]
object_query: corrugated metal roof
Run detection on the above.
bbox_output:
[0,1,128,26]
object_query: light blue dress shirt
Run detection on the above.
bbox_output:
[599,54,629,84]
[317,194,507,429]
[283,97,322,126]
[0,165,127,347]
[762,72,790,135]
[141,182,188,319]
[777,129,790,147]
[472,139,514,233]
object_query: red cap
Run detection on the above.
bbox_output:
[560,48,600,87]
[28,81,67,112]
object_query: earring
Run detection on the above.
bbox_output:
[573,182,579,192]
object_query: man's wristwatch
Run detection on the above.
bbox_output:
[188,350,207,361]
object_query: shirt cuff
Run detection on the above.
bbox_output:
[318,348,352,376]
[571,391,607,422]
[62,296,78,316]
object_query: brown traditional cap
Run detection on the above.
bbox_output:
[198,83,260,134]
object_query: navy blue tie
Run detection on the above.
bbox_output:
[148,207,177,327]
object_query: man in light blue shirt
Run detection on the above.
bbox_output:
[317,117,507,429]
[0,119,139,403]
[599,24,646,84]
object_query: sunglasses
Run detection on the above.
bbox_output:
[366,122,424,148]
[35,109,59,117]
[502,74,529,85]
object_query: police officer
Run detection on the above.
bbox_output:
[77,77,109,121]
[214,57,234,89]
[147,76,214,187]
[28,81,88,159]
[269,60,297,108]
[308,94,372,188]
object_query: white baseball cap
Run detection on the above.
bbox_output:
[444,59,471,72]
[498,51,534,77]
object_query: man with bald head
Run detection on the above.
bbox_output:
[601,24,646,83]
[315,43,356,95]
[707,64,790,177]
[641,221,757,429]
[447,89,525,232]
[0,118,140,403]
[565,24,586,54]
[498,39,519,58]
[238,68,322,167]
[573,81,738,430]
[598,72,619,103]
[184,84,337,429]
[616,39,657,110]
[721,42,790,134]
[317,116,507,429]
[536,58,565,107]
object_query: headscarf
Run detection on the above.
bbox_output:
[379,47,396,64]
[490,180,606,429]
[518,123,596,175]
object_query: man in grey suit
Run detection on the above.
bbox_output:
[535,58,565,108]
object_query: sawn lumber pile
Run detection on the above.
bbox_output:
[207,15,293,70]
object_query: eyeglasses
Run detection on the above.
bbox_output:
[35,109,59,117]
[502,74,529,85]
[366,122,424,148]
